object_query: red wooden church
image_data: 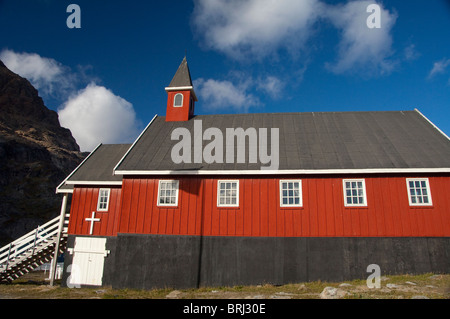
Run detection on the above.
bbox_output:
[57,57,450,289]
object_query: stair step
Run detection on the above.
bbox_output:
[0,214,69,283]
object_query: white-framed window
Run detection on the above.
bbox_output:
[217,180,239,207]
[343,179,367,207]
[406,178,432,206]
[174,93,183,107]
[97,188,111,211]
[280,180,302,207]
[158,180,179,206]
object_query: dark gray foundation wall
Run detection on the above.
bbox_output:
[109,234,450,290]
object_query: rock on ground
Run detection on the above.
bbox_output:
[320,287,347,299]
[166,290,182,299]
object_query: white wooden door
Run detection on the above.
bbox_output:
[69,237,109,286]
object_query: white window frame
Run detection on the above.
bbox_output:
[157,180,179,207]
[279,180,303,207]
[97,188,111,211]
[343,179,368,207]
[173,93,183,107]
[217,180,239,207]
[406,178,433,206]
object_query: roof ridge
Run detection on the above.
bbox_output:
[159,110,416,118]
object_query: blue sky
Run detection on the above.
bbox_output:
[1,0,449,151]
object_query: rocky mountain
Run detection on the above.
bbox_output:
[0,60,85,246]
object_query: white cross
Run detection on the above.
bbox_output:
[85,211,101,235]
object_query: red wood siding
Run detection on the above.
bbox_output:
[68,186,121,236]
[165,91,194,122]
[116,175,450,237]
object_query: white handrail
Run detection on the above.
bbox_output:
[0,214,69,269]
[3,216,60,248]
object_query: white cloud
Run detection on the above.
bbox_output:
[323,1,397,75]
[194,77,260,112]
[428,58,450,79]
[192,0,322,60]
[256,76,284,98]
[192,0,399,77]
[58,83,141,152]
[0,49,75,97]
[0,49,140,152]
[194,73,286,112]
[403,44,420,62]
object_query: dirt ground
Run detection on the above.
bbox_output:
[0,271,449,299]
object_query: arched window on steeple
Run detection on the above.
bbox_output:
[174,93,183,107]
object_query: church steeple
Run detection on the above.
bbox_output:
[165,57,197,122]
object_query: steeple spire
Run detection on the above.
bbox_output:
[168,56,194,88]
[165,57,197,122]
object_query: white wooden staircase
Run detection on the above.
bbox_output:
[0,213,69,283]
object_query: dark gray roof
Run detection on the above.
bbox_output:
[63,144,131,184]
[114,110,450,172]
[168,57,193,88]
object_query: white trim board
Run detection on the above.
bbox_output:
[114,167,450,176]
[165,86,198,101]
[414,108,450,141]
[55,188,74,194]
[165,86,194,91]
[65,181,123,186]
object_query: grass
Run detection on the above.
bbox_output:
[0,272,448,299]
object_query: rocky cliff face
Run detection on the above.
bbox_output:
[0,60,85,246]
